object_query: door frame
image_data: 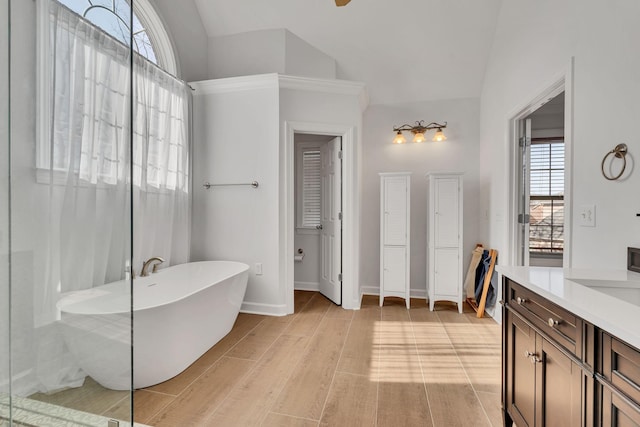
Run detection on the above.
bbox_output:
[506,59,574,267]
[284,121,359,312]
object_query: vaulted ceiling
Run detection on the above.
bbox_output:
[193,0,503,105]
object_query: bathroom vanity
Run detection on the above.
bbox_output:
[499,266,640,427]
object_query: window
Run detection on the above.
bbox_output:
[36,0,188,191]
[529,138,564,255]
[297,144,322,230]
[54,0,177,73]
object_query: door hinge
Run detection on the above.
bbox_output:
[338,273,343,282]
[338,212,343,220]
[338,150,343,160]
[519,136,531,148]
[518,213,530,224]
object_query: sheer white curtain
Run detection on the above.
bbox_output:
[132,55,191,269]
[21,0,190,394]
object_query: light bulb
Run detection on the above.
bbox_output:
[412,132,426,143]
[432,128,447,142]
[393,131,406,144]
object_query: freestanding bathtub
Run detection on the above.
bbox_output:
[56,261,249,390]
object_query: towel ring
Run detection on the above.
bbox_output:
[601,143,628,181]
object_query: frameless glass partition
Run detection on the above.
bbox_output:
[3,0,190,424]
[1,0,10,424]
[5,0,134,425]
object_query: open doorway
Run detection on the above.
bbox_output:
[293,133,342,305]
[515,92,566,267]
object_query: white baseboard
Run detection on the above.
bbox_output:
[240,301,289,316]
[294,281,320,292]
[361,286,428,300]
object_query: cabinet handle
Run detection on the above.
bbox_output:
[548,318,560,327]
[524,351,542,364]
[516,297,527,305]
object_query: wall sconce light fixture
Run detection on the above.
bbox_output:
[392,121,447,144]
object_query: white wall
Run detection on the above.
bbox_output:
[190,76,282,313]
[208,29,336,80]
[148,0,209,81]
[480,0,640,271]
[279,85,365,309]
[209,30,287,79]
[284,31,336,80]
[361,98,481,298]
[191,74,365,314]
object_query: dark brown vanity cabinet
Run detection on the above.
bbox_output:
[503,278,591,427]
[504,306,583,427]
[600,333,640,427]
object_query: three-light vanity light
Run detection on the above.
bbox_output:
[392,120,447,144]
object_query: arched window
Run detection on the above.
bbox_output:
[56,0,178,74]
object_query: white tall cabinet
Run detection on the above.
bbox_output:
[427,173,463,313]
[379,173,411,309]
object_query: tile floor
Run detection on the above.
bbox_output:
[31,292,502,426]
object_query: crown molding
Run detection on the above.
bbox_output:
[190,73,369,111]
[190,74,279,95]
[278,75,369,111]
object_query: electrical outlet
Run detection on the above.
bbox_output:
[255,263,263,275]
[579,204,596,227]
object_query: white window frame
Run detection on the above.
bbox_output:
[296,141,322,234]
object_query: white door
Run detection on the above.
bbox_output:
[434,178,459,247]
[383,178,408,246]
[517,118,532,266]
[434,248,460,297]
[319,137,342,305]
[383,246,406,292]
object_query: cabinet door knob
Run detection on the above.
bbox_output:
[516,297,527,305]
[524,351,542,363]
[548,318,560,327]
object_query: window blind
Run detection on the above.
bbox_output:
[530,141,564,197]
[301,150,321,227]
[529,140,564,254]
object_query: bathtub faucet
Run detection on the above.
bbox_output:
[141,257,165,277]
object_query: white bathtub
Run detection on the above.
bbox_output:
[56,261,249,390]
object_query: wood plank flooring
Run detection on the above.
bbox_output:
[30,292,502,426]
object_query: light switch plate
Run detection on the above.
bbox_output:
[579,204,596,227]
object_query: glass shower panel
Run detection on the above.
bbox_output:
[7,0,133,425]
[0,0,10,424]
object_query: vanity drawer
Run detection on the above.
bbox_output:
[602,333,640,407]
[507,279,582,357]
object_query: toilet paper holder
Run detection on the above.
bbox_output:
[294,248,305,262]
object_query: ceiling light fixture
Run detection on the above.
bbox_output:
[391,121,448,144]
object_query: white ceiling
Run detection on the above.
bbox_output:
[193,0,503,105]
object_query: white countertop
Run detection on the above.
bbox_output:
[497,266,640,350]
